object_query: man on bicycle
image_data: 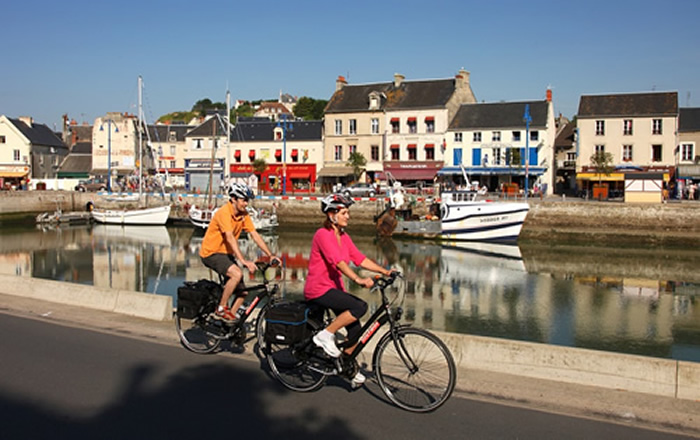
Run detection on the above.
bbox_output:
[200,182,279,323]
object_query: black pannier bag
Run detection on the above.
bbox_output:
[264,302,311,344]
[177,279,222,319]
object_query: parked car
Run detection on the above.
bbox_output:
[75,177,108,192]
[341,182,382,198]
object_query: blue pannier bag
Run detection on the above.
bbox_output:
[264,302,310,344]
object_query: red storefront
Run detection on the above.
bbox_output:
[230,163,316,194]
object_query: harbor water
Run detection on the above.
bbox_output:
[2,222,699,363]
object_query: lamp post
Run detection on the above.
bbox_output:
[100,118,119,193]
[523,104,532,199]
[277,114,293,195]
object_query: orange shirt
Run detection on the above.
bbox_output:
[199,202,255,258]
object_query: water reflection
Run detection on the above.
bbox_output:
[0,223,698,362]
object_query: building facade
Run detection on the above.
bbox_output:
[443,94,556,194]
[322,69,477,190]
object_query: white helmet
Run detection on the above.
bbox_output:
[321,193,354,213]
[227,182,254,200]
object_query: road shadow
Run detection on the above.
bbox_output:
[0,359,363,440]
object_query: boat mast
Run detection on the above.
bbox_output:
[225,89,231,187]
[138,75,143,199]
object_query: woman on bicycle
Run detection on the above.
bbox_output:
[305,193,393,386]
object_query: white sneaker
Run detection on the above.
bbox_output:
[312,332,341,358]
[351,371,366,387]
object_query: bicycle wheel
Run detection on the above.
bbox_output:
[266,340,327,392]
[255,304,269,352]
[373,327,456,412]
[175,304,222,354]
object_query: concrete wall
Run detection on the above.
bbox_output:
[1,272,698,402]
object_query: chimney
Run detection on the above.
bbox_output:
[336,75,347,92]
[546,88,553,102]
[455,68,470,89]
[19,116,33,127]
[393,73,405,88]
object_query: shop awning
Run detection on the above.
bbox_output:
[407,144,417,149]
[424,143,435,148]
[317,166,354,177]
[390,144,400,149]
[234,150,241,158]
[387,168,438,181]
[407,117,416,122]
[291,149,298,157]
[576,172,625,182]
[0,171,30,178]
[390,118,399,123]
[425,116,434,121]
[275,149,282,157]
[438,166,546,176]
[248,150,256,157]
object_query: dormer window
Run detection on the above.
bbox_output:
[274,127,283,140]
[368,91,381,110]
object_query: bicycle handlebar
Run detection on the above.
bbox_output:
[371,271,402,291]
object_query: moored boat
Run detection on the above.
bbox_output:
[91,205,172,225]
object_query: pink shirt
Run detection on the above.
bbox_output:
[304,227,366,300]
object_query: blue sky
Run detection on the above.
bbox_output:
[2,0,699,129]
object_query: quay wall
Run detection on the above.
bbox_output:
[1,273,698,402]
[2,190,700,245]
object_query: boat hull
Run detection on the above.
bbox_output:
[440,201,529,242]
[92,205,171,225]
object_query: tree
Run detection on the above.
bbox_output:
[252,158,268,194]
[347,152,367,182]
[589,151,614,187]
[505,148,523,184]
[293,96,328,120]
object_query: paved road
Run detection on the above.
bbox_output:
[0,313,697,440]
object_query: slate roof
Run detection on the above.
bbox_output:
[10,118,66,149]
[555,122,576,150]
[231,120,322,142]
[71,142,92,154]
[147,124,194,143]
[58,155,92,174]
[449,101,549,130]
[679,108,700,132]
[577,92,678,118]
[185,117,230,137]
[325,79,456,113]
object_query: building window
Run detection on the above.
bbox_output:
[512,131,521,142]
[371,118,379,134]
[426,119,435,133]
[408,145,417,160]
[623,119,633,135]
[335,120,342,135]
[472,132,481,142]
[371,145,379,161]
[652,119,662,135]
[158,160,163,169]
[454,132,463,142]
[493,147,501,165]
[390,119,399,133]
[566,152,576,161]
[170,145,176,155]
[249,151,256,161]
[0,135,6,143]
[275,149,282,163]
[348,145,357,155]
[168,132,177,142]
[170,160,176,168]
[492,131,501,142]
[623,145,633,161]
[595,120,605,135]
[349,119,357,135]
[334,145,343,161]
[407,118,417,134]
[13,149,20,161]
[390,145,400,160]
[425,145,435,160]
[681,143,694,161]
[595,144,605,154]
[194,139,203,149]
[652,144,662,162]
[530,131,539,141]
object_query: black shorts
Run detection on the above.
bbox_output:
[310,289,368,320]
[201,253,237,277]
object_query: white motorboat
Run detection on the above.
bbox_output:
[439,190,529,242]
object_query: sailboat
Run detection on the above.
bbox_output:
[92,76,172,225]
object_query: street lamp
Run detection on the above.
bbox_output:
[99,118,119,192]
[277,114,293,195]
[523,104,532,199]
